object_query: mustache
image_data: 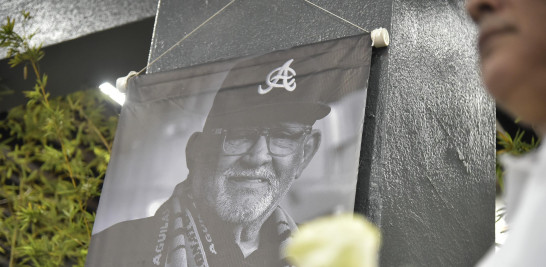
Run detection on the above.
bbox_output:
[223,165,276,181]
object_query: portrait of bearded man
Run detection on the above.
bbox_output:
[86,34,371,267]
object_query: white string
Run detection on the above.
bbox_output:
[136,0,237,76]
[303,0,369,33]
[136,0,369,77]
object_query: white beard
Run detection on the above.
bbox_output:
[215,187,273,223]
[211,165,279,224]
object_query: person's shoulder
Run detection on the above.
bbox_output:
[92,215,160,242]
[86,212,168,266]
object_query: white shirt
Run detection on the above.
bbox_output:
[477,137,546,267]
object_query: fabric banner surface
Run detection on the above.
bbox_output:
[87,33,372,266]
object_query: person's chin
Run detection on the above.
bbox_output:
[481,55,518,104]
[500,97,546,132]
[215,192,272,223]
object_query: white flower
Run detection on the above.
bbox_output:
[285,213,381,267]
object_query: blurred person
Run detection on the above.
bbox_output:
[466,0,546,266]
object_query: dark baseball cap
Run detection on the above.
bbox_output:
[203,35,370,130]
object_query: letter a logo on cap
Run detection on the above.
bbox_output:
[258,59,296,95]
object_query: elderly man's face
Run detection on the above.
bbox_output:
[189,121,320,224]
[466,0,546,130]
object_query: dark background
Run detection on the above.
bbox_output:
[0,17,154,112]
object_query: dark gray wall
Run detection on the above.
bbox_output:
[149,0,495,266]
[371,0,496,266]
[0,0,157,59]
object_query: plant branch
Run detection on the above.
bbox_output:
[9,162,27,267]
[55,131,91,238]
[80,111,112,153]
[8,226,17,267]
[30,59,48,107]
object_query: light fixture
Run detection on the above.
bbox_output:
[99,82,125,105]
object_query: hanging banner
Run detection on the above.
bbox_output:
[87,33,372,267]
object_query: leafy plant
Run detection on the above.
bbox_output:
[496,129,540,194]
[0,12,117,266]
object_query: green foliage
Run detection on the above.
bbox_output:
[496,129,540,193]
[0,11,43,70]
[0,83,14,101]
[0,12,117,266]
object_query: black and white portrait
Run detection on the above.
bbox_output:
[87,34,372,267]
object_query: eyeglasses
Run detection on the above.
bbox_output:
[209,126,312,156]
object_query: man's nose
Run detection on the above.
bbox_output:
[242,136,272,166]
[466,0,502,23]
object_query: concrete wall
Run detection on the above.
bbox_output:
[369,0,496,266]
[149,0,495,266]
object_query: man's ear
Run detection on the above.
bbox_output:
[185,132,202,171]
[296,129,321,178]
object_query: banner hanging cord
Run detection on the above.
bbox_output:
[136,0,237,76]
[133,0,372,78]
[303,0,369,33]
